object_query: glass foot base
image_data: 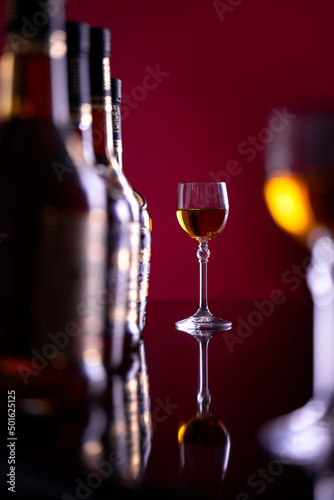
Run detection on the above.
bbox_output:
[175,314,232,335]
[258,397,334,471]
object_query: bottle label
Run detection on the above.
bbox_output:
[111,104,122,168]
[91,95,105,109]
[111,105,120,134]
[107,220,140,337]
[137,202,152,332]
[112,104,122,145]
[138,224,151,302]
[113,139,123,155]
[33,207,108,362]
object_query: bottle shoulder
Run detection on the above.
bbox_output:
[98,163,140,223]
[0,117,108,213]
[133,189,147,209]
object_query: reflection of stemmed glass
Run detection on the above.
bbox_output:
[178,333,230,497]
[176,182,232,334]
[260,110,334,469]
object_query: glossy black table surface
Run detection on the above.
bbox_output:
[0,299,319,499]
[142,299,314,500]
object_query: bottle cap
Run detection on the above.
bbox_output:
[5,0,65,35]
[89,26,111,99]
[66,21,90,56]
[111,78,122,105]
[90,27,111,58]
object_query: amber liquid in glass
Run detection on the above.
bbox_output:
[176,208,228,240]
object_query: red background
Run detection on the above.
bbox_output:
[2,0,334,303]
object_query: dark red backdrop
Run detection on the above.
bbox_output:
[2,0,334,302]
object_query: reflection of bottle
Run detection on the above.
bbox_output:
[81,337,152,489]
[89,27,141,364]
[111,77,152,334]
[0,1,108,413]
[178,336,230,499]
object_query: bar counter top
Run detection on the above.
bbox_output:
[1,298,319,499]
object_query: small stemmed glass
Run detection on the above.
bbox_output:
[175,182,232,334]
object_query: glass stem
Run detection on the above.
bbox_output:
[197,337,211,415]
[307,234,334,400]
[197,240,210,315]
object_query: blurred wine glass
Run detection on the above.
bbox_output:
[260,109,334,470]
[314,473,334,500]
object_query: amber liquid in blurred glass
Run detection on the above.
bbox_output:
[176,208,228,240]
[264,169,334,242]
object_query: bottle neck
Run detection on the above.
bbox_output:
[0,34,70,126]
[90,53,114,167]
[67,49,95,167]
[91,96,114,167]
[112,101,123,171]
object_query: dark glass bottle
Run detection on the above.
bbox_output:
[0,1,108,415]
[111,78,152,333]
[89,27,141,362]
